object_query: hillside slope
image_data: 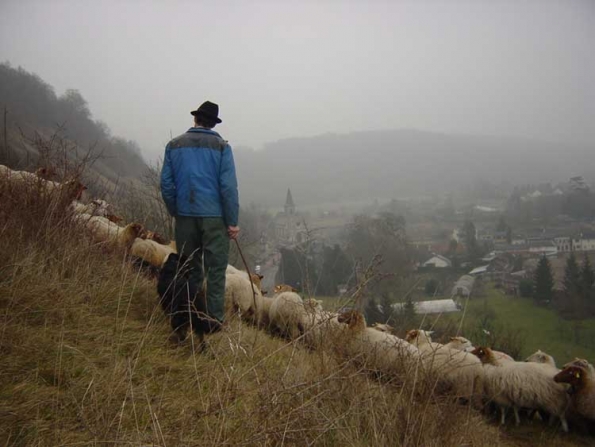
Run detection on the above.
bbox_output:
[0,63,148,182]
[1,179,592,446]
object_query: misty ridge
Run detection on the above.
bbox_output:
[235,130,593,208]
[0,63,147,182]
[1,61,593,212]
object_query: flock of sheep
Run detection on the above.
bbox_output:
[2,165,594,435]
[224,269,594,433]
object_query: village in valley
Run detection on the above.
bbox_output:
[247,173,595,365]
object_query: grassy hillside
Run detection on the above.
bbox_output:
[439,287,595,366]
[1,184,593,446]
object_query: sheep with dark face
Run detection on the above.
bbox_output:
[554,361,595,422]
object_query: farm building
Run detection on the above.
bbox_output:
[392,299,461,315]
[422,254,452,268]
[452,275,475,297]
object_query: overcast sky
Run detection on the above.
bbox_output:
[1,0,593,161]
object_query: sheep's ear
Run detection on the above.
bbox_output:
[449,337,456,341]
[426,331,434,335]
[258,274,264,279]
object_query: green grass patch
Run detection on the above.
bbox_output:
[437,285,595,365]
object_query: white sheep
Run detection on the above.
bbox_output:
[86,217,143,249]
[371,322,394,333]
[41,178,87,201]
[268,291,307,340]
[70,198,115,218]
[405,329,443,351]
[226,264,243,276]
[130,237,176,268]
[255,295,274,329]
[405,329,484,403]
[224,272,263,323]
[525,349,557,369]
[335,311,421,375]
[472,347,569,432]
[273,284,298,294]
[444,336,513,363]
[302,309,341,349]
[554,360,595,422]
[444,336,474,352]
[225,265,264,291]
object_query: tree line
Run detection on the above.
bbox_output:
[528,254,595,319]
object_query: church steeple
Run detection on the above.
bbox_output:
[284,188,295,215]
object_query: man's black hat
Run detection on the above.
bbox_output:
[191,101,222,124]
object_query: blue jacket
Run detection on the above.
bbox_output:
[160,128,239,226]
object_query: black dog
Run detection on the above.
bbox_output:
[157,253,212,347]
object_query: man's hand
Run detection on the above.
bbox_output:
[227,225,240,240]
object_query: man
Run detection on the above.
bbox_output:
[160,100,239,335]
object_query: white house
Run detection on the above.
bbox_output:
[392,299,460,315]
[422,255,452,268]
[469,265,489,276]
[554,233,595,252]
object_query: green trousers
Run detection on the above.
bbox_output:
[175,216,229,323]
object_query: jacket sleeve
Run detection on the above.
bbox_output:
[160,144,177,216]
[219,144,239,226]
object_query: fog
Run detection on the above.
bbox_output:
[1,0,593,164]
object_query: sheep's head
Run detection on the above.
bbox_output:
[470,346,496,364]
[337,310,365,331]
[372,323,394,333]
[126,223,145,240]
[525,350,554,365]
[563,358,593,372]
[274,284,297,293]
[303,298,323,312]
[106,213,123,224]
[405,329,418,342]
[554,365,588,392]
[63,179,87,200]
[405,329,433,345]
[448,336,473,350]
[250,273,264,290]
[35,166,57,180]
[148,231,167,244]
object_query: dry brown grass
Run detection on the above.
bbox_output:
[0,175,592,446]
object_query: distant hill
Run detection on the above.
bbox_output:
[0,63,147,182]
[234,130,593,209]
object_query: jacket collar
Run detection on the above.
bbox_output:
[187,127,221,137]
